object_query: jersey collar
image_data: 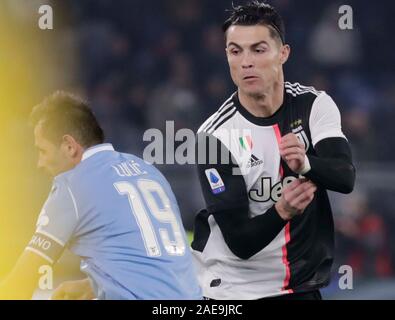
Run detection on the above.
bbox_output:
[82,143,115,161]
[233,87,290,126]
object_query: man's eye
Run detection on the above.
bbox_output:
[230,49,240,55]
[255,48,266,53]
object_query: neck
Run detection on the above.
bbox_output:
[238,77,285,118]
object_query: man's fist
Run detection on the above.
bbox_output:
[275,178,317,221]
[279,133,308,174]
[51,278,96,300]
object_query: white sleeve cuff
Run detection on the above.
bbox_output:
[299,155,311,175]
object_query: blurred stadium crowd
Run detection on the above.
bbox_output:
[6,0,395,298]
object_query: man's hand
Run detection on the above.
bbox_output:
[279,133,307,174]
[275,179,317,221]
[51,278,96,300]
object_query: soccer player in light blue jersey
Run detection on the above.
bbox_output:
[0,91,202,300]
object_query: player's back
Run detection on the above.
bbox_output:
[62,144,201,300]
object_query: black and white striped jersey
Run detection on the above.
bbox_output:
[192,82,347,299]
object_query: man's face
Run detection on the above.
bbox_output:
[225,24,289,97]
[34,123,74,177]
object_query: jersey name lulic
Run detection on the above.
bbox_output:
[112,160,147,177]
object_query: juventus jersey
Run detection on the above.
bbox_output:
[192,82,347,299]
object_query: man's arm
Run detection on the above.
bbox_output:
[0,250,50,299]
[212,179,316,259]
[280,135,355,193]
[279,92,356,194]
[305,137,355,193]
[195,133,317,259]
[52,278,95,300]
[0,179,80,299]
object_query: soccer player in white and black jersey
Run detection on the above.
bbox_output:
[192,1,356,300]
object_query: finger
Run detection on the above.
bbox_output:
[290,188,314,206]
[283,154,304,163]
[302,180,316,190]
[296,192,316,211]
[80,292,96,300]
[282,178,302,193]
[281,153,305,162]
[290,185,316,207]
[280,133,297,142]
[284,180,312,201]
[51,291,65,300]
[280,132,300,143]
[298,195,315,209]
[287,182,316,201]
[280,146,305,156]
[51,286,65,300]
[280,139,304,150]
[290,192,314,210]
[78,293,89,300]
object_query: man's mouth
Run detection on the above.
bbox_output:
[243,75,258,80]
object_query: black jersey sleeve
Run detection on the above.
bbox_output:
[195,133,287,259]
[195,132,249,212]
[305,137,356,194]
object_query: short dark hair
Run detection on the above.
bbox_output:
[30,91,104,147]
[222,1,285,44]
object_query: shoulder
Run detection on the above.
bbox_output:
[285,81,338,115]
[53,159,96,195]
[50,173,81,211]
[197,93,237,135]
[53,171,73,189]
[284,81,324,98]
[285,81,328,106]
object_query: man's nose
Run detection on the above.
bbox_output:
[241,52,253,69]
[37,158,44,169]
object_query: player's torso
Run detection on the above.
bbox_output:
[213,85,317,218]
[66,151,201,299]
[195,84,327,299]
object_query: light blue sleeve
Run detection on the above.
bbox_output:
[25,178,79,264]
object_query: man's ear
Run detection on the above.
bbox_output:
[61,134,79,157]
[279,44,291,65]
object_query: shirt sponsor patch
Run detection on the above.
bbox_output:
[205,169,225,194]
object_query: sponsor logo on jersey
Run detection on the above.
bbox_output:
[249,176,297,202]
[246,154,264,169]
[239,135,264,169]
[205,168,225,194]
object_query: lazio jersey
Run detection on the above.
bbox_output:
[27,144,202,300]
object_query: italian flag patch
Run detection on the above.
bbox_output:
[239,135,253,151]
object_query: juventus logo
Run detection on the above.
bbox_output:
[292,125,310,151]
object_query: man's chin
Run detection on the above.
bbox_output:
[45,168,58,177]
[47,170,56,177]
[238,83,262,95]
[243,88,264,99]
